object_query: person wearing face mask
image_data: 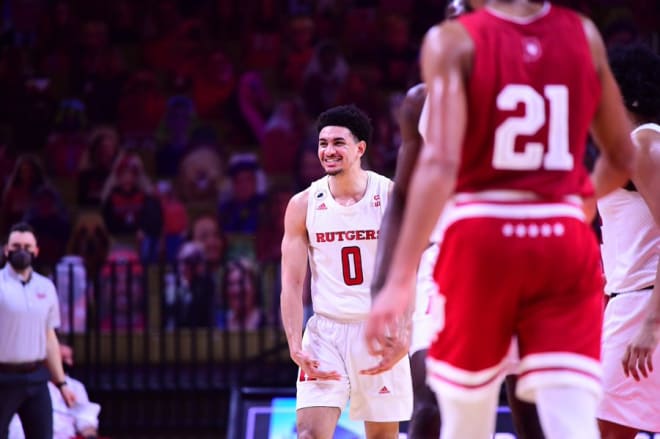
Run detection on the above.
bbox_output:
[0,222,76,439]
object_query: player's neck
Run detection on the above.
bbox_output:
[327,168,369,206]
[488,0,546,17]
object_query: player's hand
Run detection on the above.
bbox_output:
[621,320,659,381]
[291,349,341,381]
[59,384,77,408]
[360,326,409,375]
[365,281,413,357]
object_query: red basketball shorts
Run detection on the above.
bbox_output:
[426,212,604,402]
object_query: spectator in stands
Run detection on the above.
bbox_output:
[218,154,267,261]
[241,0,281,72]
[72,19,125,124]
[335,67,383,118]
[164,241,215,328]
[154,95,197,178]
[177,146,224,206]
[367,92,405,176]
[191,212,226,275]
[293,144,325,192]
[256,185,293,264]
[219,259,263,331]
[156,180,188,264]
[23,185,71,275]
[108,0,140,46]
[9,343,101,439]
[261,98,308,181]
[1,154,48,235]
[100,152,158,240]
[99,246,145,331]
[142,0,184,72]
[67,212,111,282]
[223,71,272,149]
[161,18,208,90]
[377,14,419,90]
[77,125,120,207]
[301,40,349,117]
[279,15,315,92]
[54,253,87,334]
[192,48,237,120]
[117,70,167,138]
[44,98,88,178]
[219,154,266,234]
[13,76,58,153]
[340,1,379,59]
[38,0,80,53]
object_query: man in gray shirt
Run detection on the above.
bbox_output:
[0,222,76,439]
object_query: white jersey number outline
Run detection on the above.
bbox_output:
[341,246,364,286]
[493,84,573,171]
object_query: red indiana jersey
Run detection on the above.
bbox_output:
[456,3,600,200]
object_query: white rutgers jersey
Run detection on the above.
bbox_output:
[599,123,660,294]
[306,171,391,321]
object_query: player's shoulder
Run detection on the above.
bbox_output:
[422,19,474,65]
[367,170,393,183]
[402,84,427,113]
[425,19,472,47]
[287,188,310,212]
[632,123,660,152]
[367,171,394,192]
[283,188,310,230]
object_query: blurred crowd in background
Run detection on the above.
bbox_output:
[0,0,657,332]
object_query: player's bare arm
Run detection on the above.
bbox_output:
[370,84,427,296]
[280,189,340,380]
[361,85,427,375]
[582,16,636,199]
[365,20,471,354]
[621,129,660,381]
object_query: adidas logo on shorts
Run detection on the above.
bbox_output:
[378,386,390,395]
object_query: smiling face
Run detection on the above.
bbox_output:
[317,126,365,176]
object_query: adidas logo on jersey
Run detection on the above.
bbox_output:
[317,203,327,210]
[378,386,390,395]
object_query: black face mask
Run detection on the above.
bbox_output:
[7,249,34,271]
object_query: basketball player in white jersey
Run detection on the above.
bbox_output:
[280,104,413,438]
[597,43,660,439]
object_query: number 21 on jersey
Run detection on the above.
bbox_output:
[493,84,574,171]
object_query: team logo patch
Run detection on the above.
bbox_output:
[522,37,542,62]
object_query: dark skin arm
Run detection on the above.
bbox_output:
[370,84,428,294]
[365,20,470,355]
[361,84,428,375]
[581,16,636,198]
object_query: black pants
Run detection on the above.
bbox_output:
[0,374,53,439]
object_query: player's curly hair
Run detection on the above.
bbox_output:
[608,43,660,121]
[316,104,373,144]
